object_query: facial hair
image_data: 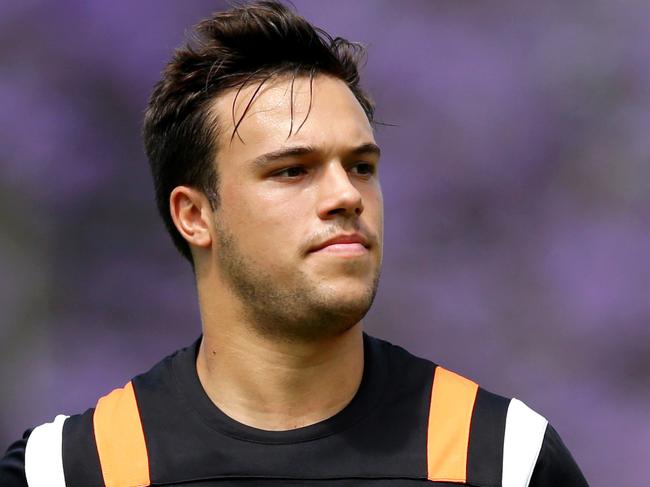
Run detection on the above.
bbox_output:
[213,220,381,344]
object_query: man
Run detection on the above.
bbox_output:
[0,1,589,486]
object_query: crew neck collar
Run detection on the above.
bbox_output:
[172,333,388,445]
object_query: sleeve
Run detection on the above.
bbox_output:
[529,423,590,487]
[0,429,32,487]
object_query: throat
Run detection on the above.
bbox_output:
[195,324,364,431]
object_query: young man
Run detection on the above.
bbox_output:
[1,2,589,486]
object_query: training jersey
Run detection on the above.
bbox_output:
[1,334,589,486]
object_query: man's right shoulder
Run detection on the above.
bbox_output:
[0,342,191,487]
[0,379,157,487]
[0,409,101,487]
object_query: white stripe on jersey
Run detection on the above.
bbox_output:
[24,414,69,487]
[502,398,548,487]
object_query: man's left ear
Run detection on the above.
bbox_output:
[169,186,213,249]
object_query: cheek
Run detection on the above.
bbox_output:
[224,186,310,251]
[253,183,314,219]
[363,188,383,222]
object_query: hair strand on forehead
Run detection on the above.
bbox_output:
[230,68,265,144]
[296,66,316,135]
[231,74,272,145]
[288,69,297,139]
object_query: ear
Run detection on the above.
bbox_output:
[169,186,213,250]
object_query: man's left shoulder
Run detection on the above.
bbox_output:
[368,335,589,486]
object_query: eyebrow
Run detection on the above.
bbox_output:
[250,142,381,169]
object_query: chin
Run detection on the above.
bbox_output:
[265,286,376,344]
[316,284,377,323]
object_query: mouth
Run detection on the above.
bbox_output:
[308,233,370,256]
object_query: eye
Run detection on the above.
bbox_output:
[274,166,307,178]
[350,162,376,176]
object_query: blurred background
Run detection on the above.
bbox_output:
[1,0,649,484]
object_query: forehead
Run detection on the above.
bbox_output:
[208,74,375,164]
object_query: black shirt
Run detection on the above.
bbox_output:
[0,334,589,486]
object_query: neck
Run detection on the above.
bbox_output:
[195,290,364,431]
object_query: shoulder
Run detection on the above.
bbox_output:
[497,397,589,486]
[0,342,195,487]
[528,422,590,486]
[433,366,589,487]
[0,415,73,487]
[368,334,589,487]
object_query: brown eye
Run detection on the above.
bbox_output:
[276,166,307,178]
[351,163,375,176]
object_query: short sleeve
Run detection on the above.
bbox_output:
[529,423,589,487]
[0,429,32,487]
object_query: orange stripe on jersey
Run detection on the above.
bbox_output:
[427,366,479,483]
[93,381,151,487]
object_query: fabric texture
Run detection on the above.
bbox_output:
[0,334,589,486]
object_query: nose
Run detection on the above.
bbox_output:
[315,161,364,220]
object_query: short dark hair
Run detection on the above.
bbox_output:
[142,0,375,264]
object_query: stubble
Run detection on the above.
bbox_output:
[214,222,381,344]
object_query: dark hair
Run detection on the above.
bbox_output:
[142,0,375,264]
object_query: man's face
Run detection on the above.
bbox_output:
[207,74,383,342]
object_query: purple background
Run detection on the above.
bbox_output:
[1,1,649,484]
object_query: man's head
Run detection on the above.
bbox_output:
[143,1,383,342]
[143,1,375,262]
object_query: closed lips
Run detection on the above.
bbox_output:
[309,234,369,252]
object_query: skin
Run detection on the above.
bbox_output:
[169,74,383,430]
